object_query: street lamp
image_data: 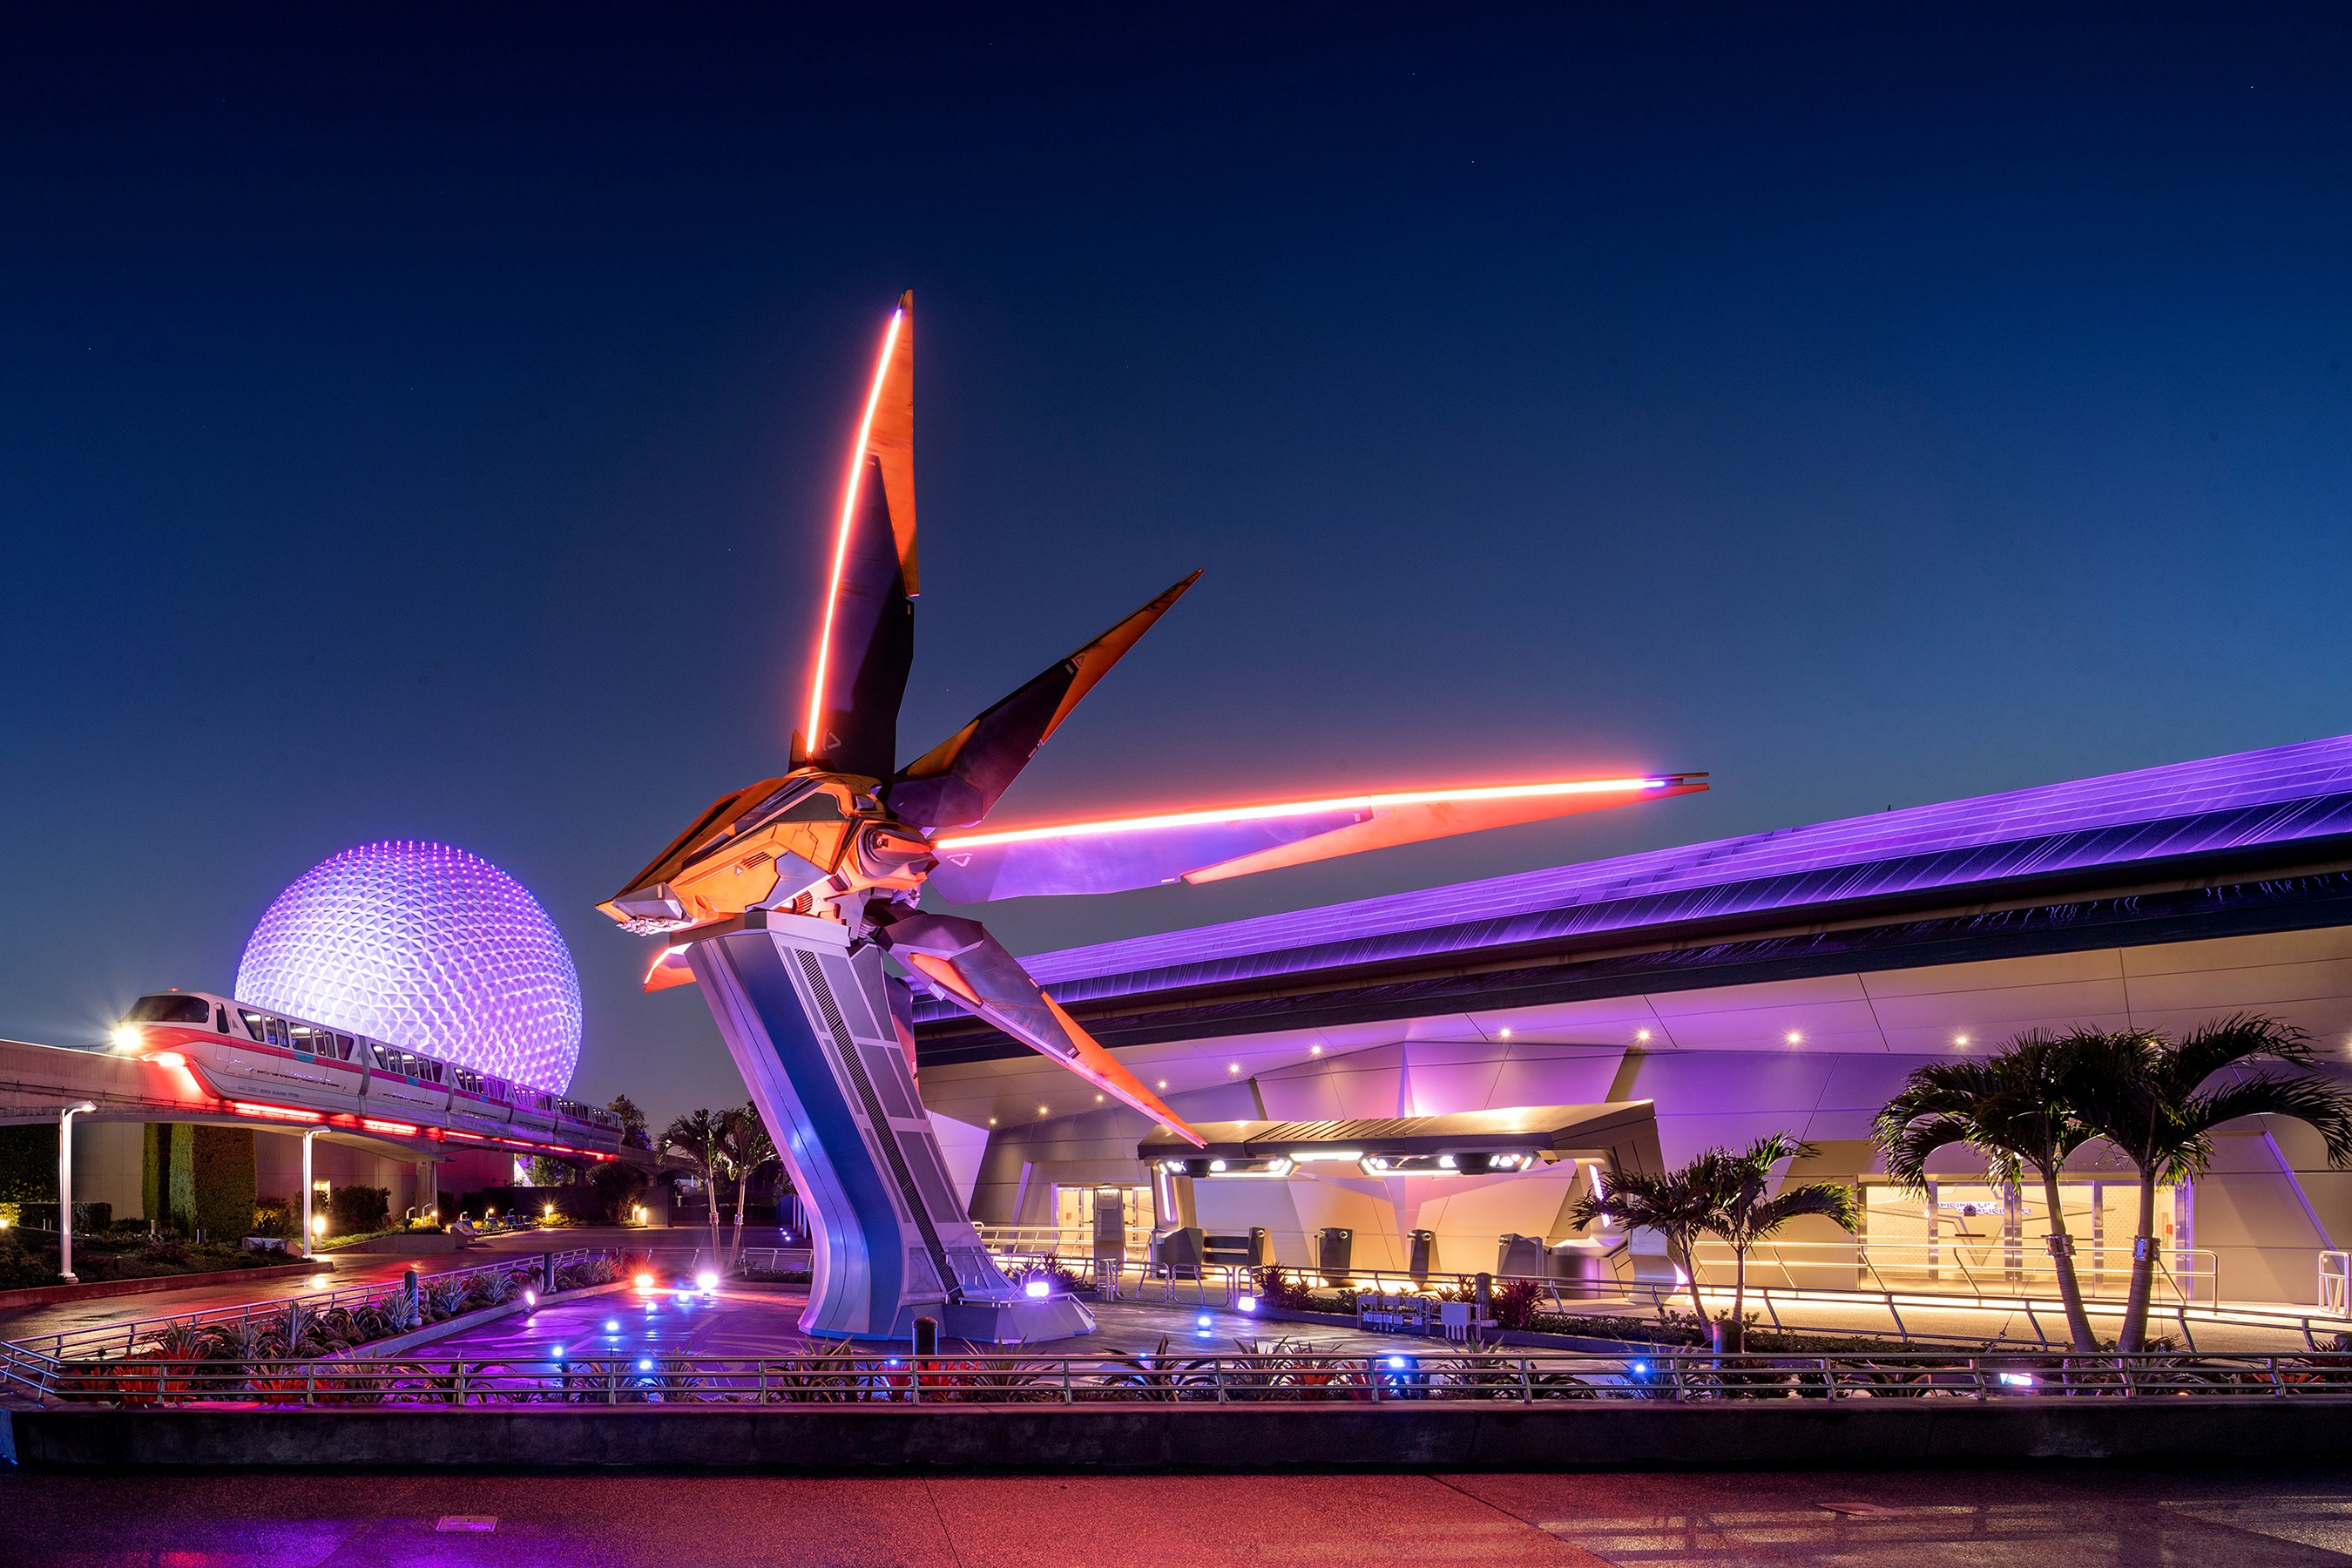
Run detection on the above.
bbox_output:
[57,1102,97,1283]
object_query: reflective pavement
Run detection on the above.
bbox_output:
[7,1465,2352,1565]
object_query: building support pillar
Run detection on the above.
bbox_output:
[57,1102,96,1283]
[301,1127,323,1255]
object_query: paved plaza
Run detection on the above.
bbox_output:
[8,1463,2352,1565]
[422,1273,1442,1363]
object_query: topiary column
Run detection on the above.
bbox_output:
[191,1126,257,1244]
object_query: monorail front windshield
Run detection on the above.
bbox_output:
[125,994,212,1024]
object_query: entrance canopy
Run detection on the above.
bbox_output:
[1139,1100,1659,1179]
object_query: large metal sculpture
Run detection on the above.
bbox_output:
[600,294,1705,1341]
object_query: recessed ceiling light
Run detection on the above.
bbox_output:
[1157,1079,1168,1089]
[1498,1027,1512,1038]
[1227,1064,1240,1074]
[1785,1031,1802,1044]
[1635,1029,1651,1043]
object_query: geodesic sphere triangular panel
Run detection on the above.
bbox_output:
[236,840,584,1092]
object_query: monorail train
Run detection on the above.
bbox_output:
[112,990,623,1154]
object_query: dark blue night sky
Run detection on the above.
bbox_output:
[5,6,2350,1122]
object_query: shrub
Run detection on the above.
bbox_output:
[1254,1266,1315,1312]
[590,1161,650,1222]
[251,1197,297,1239]
[1490,1278,1546,1331]
[12,1201,112,1233]
[0,1227,64,1289]
[328,1185,390,1236]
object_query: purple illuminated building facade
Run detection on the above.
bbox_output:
[915,735,2352,1308]
[237,840,584,1092]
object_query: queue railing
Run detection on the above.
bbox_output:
[10,1345,2352,1409]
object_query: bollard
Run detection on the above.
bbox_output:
[403,1267,419,1319]
[913,1315,939,1356]
[1475,1271,1493,1330]
[543,1249,557,1296]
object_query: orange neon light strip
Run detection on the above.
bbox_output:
[936,777,1683,849]
[804,307,907,749]
[362,1118,421,1137]
[231,1101,322,1123]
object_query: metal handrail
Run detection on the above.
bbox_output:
[736,1247,814,1276]
[1187,1260,2352,1352]
[5,1247,623,1362]
[10,1345,2352,1409]
[1684,1237,2221,1305]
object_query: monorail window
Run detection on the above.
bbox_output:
[334,1034,355,1061]
[369,1043,391,1071]
[125,994,212,1025]
[239,1010,265,1041]
[213,1005,229,1034]
[288,1024,319,1052]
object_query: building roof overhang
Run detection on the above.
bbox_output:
[918,734,2352,1062]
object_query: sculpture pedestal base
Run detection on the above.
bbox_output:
[942,1293,1097,1345]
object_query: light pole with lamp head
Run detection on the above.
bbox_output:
[57,1102,97,1283]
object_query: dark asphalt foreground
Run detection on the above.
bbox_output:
[6,1465,2352,1565]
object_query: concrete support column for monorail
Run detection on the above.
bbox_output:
[300,1127,322,1256]
[57,1101,96,1282]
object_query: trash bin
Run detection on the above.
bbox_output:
[1153,1226,1205,1272]
[1497,1233,1547,1277]
[1547,1241,1613,1299]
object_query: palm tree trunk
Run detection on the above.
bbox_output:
[731,1170,747,1267]
[2118,1171,2159,1354]
[2039,1168,2098,1353]
[706,1163,722,1274]
[1727,1246,1747,1354]
[1678,1240,1709,1328]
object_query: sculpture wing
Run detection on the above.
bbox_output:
[926,774,1707,902]
[879,909,1205,1146]
[885,571,1201,828]
[795,294,918,780]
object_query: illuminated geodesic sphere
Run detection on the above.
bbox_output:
[236,841,583,1092]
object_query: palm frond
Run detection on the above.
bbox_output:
[1754,1182,1857,1234]
[2183,1071,2352,1168]
[2168,1013,2313,1094]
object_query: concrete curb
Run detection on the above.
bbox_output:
[10,1398,2352,1471]
[0,1259,335,1314]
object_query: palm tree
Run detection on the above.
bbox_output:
[1693,1133,1855,1351]
[718,1103,776,1267]
[661,1110,727,1267]
[1569,1160,1719,1328]
[2065,1015,2352,1352]
[1876,1035,2102,1352]
[606,1093,651,1151]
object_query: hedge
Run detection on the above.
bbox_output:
[190,1125,255,1243]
